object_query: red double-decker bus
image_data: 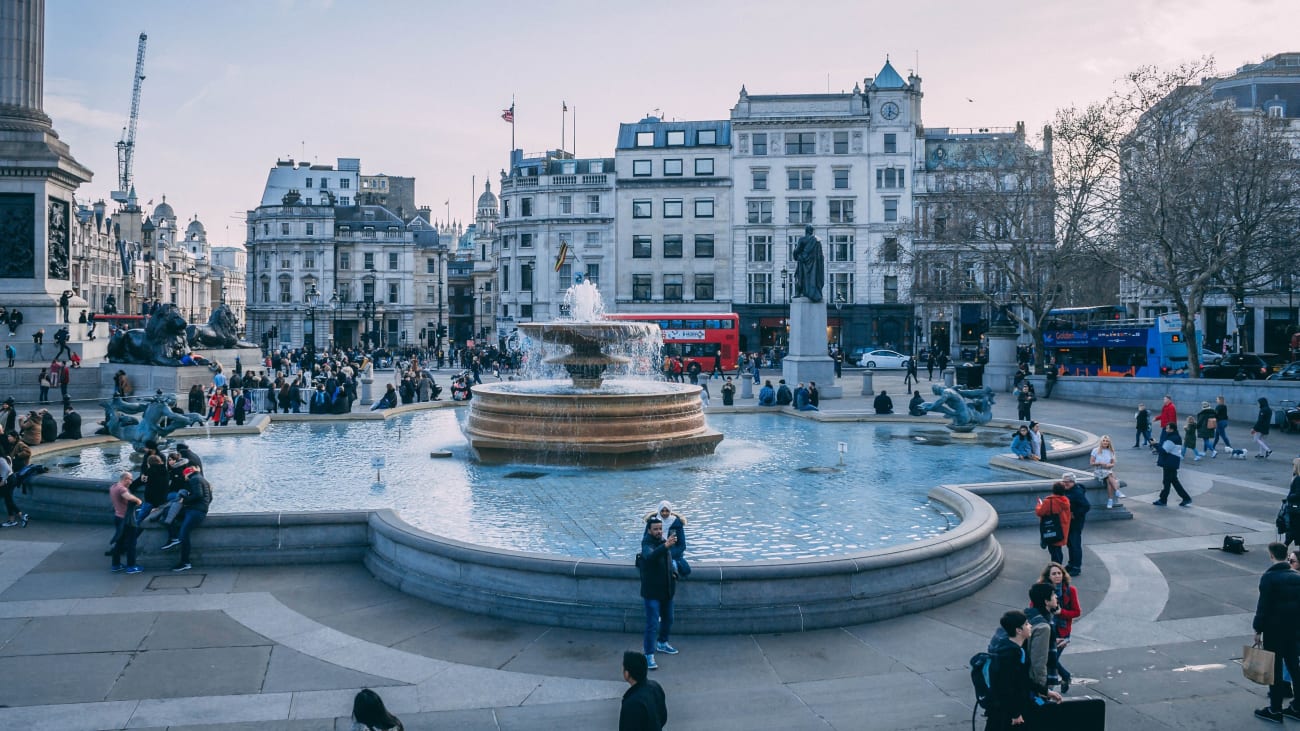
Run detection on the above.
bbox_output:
[603,312,740,371]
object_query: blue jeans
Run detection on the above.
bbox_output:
[168,509,206,564]
[1213,421,1232,449]
[1134,427,1151,448]
[643,598,673,655]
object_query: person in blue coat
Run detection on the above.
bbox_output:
[757,380,776,406]
[1011,425,1035,460]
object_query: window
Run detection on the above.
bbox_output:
[785,132,816,155]
[521,233,533,248]
[305,178,313,188]
[664,199,683,218]
[633,235,653,258]
[883,275,898,303]
[831,273,854,304]
[364,252,374,270]
[281,257,291,269]
[752,133,768,155]
[633,199,652,218]
[833,131,849,154]
[557,232,572,252]
[882,237,899,262]
[829,199,855,224]
[663,274,684,301]
[339,197,349,206]
[586,264,599,284]
[748,272,771,304]
[663,235,683,258]
[633,159,652,177]
[261,280,270,303]
[752,169,768,190]
[747,200,772,224]
[305,198,313,206]
[263,224,269,235]
[787,200,814,224]
[364,226,375,239]
[636,131,654,147]
[279,280,292,303]
[586,231,600,245]
[748,234,773,262]
[363,281,375,301]
[388,283,399,304]
[281,223,290,235]
[694,234,714,258]
[521,198,533,217]
[502,234,512,250]
[833,168,850,189]
[503,200,510,218]
[666,130,685,146]
[320,178,328,189]
[698,129,716,145]
[883,133,897,154]
[388,252,399,270]
[339,252,350,270]
[589,161,605,173]
[695,274,714,300]
[877,167,905,188]
[934,215,947,237]
[305,223,315,235]
[829,233,854,262]
[633,274,652,301]
[559,195,572,214]
[562,161,577,175]
[340,178,350,189]
[501,267,510,291]
[664,159,683,176]
[787,169,814,190]
[694,199,714,218]
[587,195,601,214]
[521,263,534,292]
[426,286,436,304]
[883,198,899,222]
[695,158,714,175]
[304,253,315,269]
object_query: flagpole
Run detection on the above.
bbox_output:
[561,100,566,154]
[511,94,516,152]
[573,105,577,158]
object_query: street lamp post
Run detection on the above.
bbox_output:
[328,291,339,352]
[355,299,378,351]
[780,266,789,305]
[1233,298,1248,353]
[303,283,321,375]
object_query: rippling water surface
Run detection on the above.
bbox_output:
[45,411,1019,561]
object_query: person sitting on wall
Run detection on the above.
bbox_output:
[757,380,776,406]
[873,390,894,415]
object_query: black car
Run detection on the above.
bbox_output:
[1200,353,1278,380]
[1270,361,1300,381]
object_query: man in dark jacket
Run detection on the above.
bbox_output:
[986,610,1057,730]
[639,517,678,671]
[162,467,211,572]
[39,409,57,443]
[59,405,82,440]
[775,379,793,406]
[175,443,203,473]
[1153,422,1192,507]
[1253,542,1300,722]
[1061,473,1090,577]
[619,650,667,731]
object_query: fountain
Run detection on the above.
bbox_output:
[463,278,723,466]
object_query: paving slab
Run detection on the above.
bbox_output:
[753,627,907,682]
[261,645,405,693]
[140,609,270,650]
[789,673,973,730]
[0,651,131,706]
[392,613,550,670]
[108,646,272,700]
[0,612,155,655]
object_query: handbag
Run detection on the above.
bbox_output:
[1244,642,1276,685]
[1039,511,1064,546]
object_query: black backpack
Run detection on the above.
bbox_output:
[969,651,995,728]
[1038,512,1064,547]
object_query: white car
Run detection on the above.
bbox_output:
[857,349,911,369]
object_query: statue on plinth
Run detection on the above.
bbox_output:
[106,304,189,366]
[187,303,258,349]
[792,225,825,302]
[923,384,996,432]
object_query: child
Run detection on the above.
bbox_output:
[1184,415,1203,462]
[1134,403,1152,450]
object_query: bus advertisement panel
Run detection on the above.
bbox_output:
[1044,313,1198,377]
[603,313,739,371]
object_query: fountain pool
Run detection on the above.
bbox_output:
[44,409,1015,562]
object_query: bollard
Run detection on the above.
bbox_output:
[860,370,874,396]
[943,368,955,387]
[741,377,754,399]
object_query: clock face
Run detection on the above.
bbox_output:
[880,102,900,120]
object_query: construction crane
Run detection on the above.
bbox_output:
[111,33,148,204]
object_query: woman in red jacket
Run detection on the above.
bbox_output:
[1035,481,1072,566]
[1041,561,1081,693]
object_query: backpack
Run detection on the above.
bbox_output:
[970,651,995,727]
[1038,512,1064,547]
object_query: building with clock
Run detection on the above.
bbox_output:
[729,59,919,354]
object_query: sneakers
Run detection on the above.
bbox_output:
[1153,499,1168,506]
[19,513,28,527]
[1267,450,1274,459]
[171,563,192,572]
[110,564,125,573]
[645,654,658,670]
[1106,498,1114,509]
[160,539,181,550]
[655,642,679,655]
[125,566,143,574]
[1210,449,1218,459]
[1255,707,1284,723]
[1115,490,1127,498]
[1179,498,1193,507]
[1280,706,1300,721]
[1,520,17,528]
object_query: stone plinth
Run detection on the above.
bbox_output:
[782,297,842,398]
[983,327,1020,392]
[193,347,263,371]
[100,363,216,398]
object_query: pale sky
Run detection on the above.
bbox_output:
[43,0,1299,248]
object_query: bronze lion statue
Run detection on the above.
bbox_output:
[187,303,257,349]
[107,304,188,366]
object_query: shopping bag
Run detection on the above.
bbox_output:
[1243,643,1276,685]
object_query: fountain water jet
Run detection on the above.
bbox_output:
[464,279,723,466]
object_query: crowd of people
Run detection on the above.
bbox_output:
[105,441,212,574]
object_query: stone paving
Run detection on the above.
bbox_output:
[0,369,1297,729]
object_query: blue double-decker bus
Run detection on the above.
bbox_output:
[1043,307,1200,377]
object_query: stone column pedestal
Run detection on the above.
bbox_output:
[782,297,842,398]
[983,327,1021,393]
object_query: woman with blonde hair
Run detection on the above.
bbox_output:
[1090,435,1124,509]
